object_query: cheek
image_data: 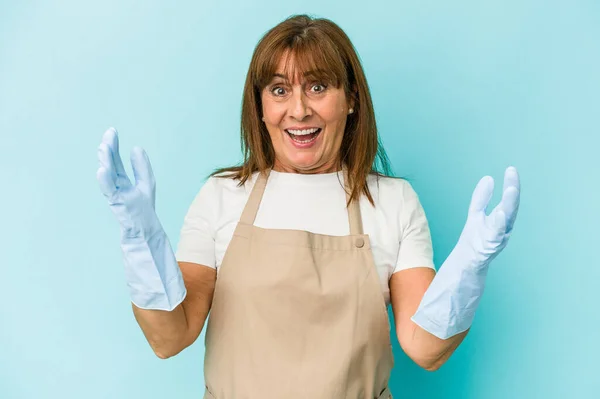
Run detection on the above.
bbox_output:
[319,98,347,126]
[322,111,347,135]
[263,124,281,145]
[262,98,285,123]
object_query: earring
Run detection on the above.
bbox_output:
[348,108,354,114]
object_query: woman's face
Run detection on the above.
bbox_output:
[261,54,353,174]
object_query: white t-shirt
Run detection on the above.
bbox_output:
[175,169,436,305]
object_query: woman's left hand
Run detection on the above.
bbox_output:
[451,166,521,271]
[411,166,521,340]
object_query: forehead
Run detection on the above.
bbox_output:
[256,43,345,90]
[270,52,332,84]
[272,53,305,82]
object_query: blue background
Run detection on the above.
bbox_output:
[1,0,598,398]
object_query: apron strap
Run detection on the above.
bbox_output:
[239,166,364,236]
[343,166,364,236]
[239,168,271,226]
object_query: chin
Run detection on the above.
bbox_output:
[286,153,320,169]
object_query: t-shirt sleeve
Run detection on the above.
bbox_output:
[393,180,436,273]
[175,177,217,268]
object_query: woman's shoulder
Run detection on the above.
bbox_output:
[204,170,259,196]
[185,172,258,217]
[365,173,422,207]
[366,172,412,194]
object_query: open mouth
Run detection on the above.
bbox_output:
[285,127,322,144]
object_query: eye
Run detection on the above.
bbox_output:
[311,83,327,93]
[270,86,287,96]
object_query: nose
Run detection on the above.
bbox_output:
[288,88,312,120]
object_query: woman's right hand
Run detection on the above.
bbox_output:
[97,127,162,240]
[96,127,186,311]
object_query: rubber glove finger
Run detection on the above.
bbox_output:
[96,166,117,198]
[131,146,156,206]
[485,208,507,242]
[97,142,118,195]
[97,142,113,172]
[101,127,128,182]
[485,204,506,230]
[468,175,494,214]
[503,166,520,192]
[502,167,521,233]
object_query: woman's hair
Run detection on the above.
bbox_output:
[210,14,396,206]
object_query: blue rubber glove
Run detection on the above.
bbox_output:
[96,127,186,311]
[411,166,521,339]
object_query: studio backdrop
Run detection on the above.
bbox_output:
[0,0,598,398]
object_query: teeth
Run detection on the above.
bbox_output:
[287,128,320,135]
[290,134,318,144]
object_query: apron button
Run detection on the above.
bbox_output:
[355,237,365,248]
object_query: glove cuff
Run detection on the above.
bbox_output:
[411,251,488,339]
[121,228,187,311]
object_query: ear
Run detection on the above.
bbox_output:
[348,98,355,111]
[348,84,358,110]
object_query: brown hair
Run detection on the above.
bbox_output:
[210,14,396,206]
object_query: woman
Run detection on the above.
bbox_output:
[96,14,520,399]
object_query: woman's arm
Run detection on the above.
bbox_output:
[391,167,520,370]
[132,262,216,359]
[390,267,468,371]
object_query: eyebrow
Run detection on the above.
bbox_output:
[271,70,324,81]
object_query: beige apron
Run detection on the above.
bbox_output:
[203,167,394,399]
